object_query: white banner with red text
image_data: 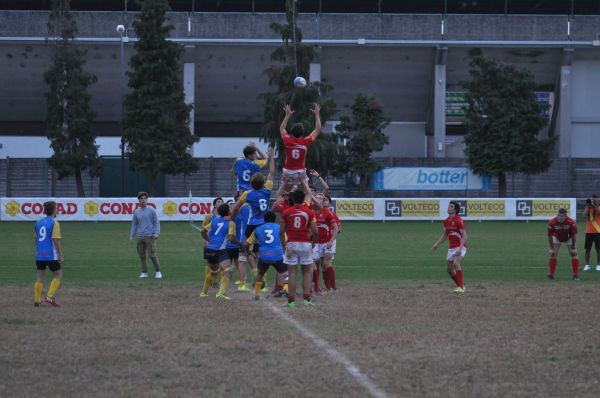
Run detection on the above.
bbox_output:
[0,197,575,222]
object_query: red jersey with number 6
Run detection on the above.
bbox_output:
[281,204,316,243]
[444,215,467,249]
[547,216,577,242]
[282,133,314,170]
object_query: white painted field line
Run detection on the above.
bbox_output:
[264,300,391,398]
[189,222,202,232]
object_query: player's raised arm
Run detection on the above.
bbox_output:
[250,141,268,163]
[432,229,448,252]
[266,146,275,183]
[280,105,295,138]
[308,103,321,140]
[310,169,329,196]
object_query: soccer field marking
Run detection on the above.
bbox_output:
[264,300,391,398]
[189,222,202,232]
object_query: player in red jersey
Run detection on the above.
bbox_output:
[432,201,467,294]
[546,208,579,280]
[279,103,321,186]
[280,189,318,308]
[312,193,339,294]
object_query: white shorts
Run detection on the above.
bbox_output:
[446,247,467,261]
[284,242,314,266]
[313,241,336,260]
[552,236,573,246]
[282,168,309,185]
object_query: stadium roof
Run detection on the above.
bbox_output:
[1,0,599,15]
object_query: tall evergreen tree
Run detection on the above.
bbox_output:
[261,0,341,175]
[44,0,101,197]
[462,57,555,197]
[335,94,390,192]
[123,0,198,193]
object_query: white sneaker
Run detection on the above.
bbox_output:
[139,272,148,278]
[596,265,600,271]
[155,272,162,279]
[584,264,591,272]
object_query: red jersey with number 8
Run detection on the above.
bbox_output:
[444,215,467,249]
[281,205,316,243]
[282,133,314,170]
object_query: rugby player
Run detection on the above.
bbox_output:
[546,208,579,280]
[432,201,467,293]
[33,201,64,307]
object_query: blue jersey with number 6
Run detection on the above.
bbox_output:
[251,223,283,262]
[240,180,272,226]
[35,216,61,261]
[234,158,266,192]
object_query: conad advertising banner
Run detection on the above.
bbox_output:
[373,167,492,191]
[1,197,575,222]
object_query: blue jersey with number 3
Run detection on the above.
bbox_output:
[253,223,284,261]
[35,216,60,261]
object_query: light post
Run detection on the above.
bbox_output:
[117,24,132,196]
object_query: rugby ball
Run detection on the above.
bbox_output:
[294,76,307,88]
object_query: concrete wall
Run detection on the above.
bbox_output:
[571,59,600,157]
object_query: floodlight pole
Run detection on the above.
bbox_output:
[118,28,126,196]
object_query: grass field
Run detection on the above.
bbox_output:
[2,221,600,397]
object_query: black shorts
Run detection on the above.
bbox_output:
[245,224,262,253]
[227,248,240,260]
[585,233,600,250]
[36,260,61,272]
[257,258,287,274]
[204,249,229,265]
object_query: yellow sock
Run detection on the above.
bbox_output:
[204,265,211,278]
[34,282,43,303]
[202,272,217,294]
[48,278,61,298]
[251,268,258,277]
[254,281,262,297]
[217,273,231,296]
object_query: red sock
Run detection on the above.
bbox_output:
[449,271,459,286]
[303,293,311,301]
[572,258,579,277]
[329,267,337,289]
[456,270,464,288]
[313,269,320,289]
[549,258,557,276]
[274,284,282,291]
[288,295,295,304]
[323,268,331,289]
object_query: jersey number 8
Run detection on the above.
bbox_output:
[259,199,268,211]
[293,217,302,229]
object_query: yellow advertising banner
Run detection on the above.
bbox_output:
[335,200,375,218]
[400,200,440,217]
[466,200,505,217]
[531,200,572,217]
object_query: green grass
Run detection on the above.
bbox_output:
[1,220,598,284]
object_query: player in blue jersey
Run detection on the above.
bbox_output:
[232,142,269,194]
[231,146,275,270]
[243,211,287,301]
[34,201,64,307]
[226,197,256,292]
[200,204,236,300]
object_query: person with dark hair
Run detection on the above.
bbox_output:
[201,197,225,286]
[279,103,321,186]
[33,201,64,307]
[243,211,287,301]
[546,208,579,280]
[200,203,236,299]
[280,189,319,307]
[431,201,467,293]
[312,193,339,295]
[582,195,600,272]
[130,192,161,279]
[232,142,269,194]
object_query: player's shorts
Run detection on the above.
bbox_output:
[284,242,314,266]
[257,258,287,274]
[584,233,600,250]
[552,236,573,246]
[313,241,336,260]
[36,260,61,272]
[204,248,229,265]
[245,224,262,253]
[226,248,240,260]
[446,247,467,261]
[282,168,309,185]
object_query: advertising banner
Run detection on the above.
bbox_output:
[1,197,575,222]
[373,167,491,191]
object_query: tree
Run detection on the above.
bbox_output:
[335,94,390,192]
[261,0,341,175]
[123,0,198,194]
[44,0,101,197]
[462,57,556,197]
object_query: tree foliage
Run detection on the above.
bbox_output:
[123,0,198,193]
[462,57,556,197]
[260,0,341,175]
[335,94,390,192]
[44,0,101,197]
